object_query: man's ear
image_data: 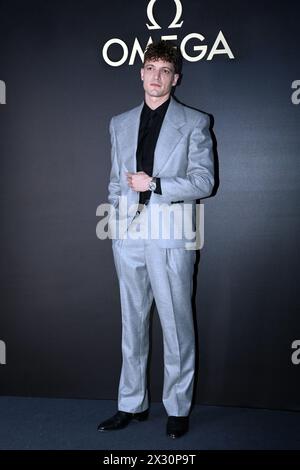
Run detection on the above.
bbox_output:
[141,68,144,81]
[172,73,180,86]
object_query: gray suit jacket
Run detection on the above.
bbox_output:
[108,96,214,248]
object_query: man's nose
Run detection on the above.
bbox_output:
[153,70,161,80]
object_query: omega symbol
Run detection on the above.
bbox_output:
[146,0,184,30]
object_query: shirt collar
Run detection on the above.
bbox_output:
[143,97,170,116]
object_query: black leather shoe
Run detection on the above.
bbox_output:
[97,409,149,432]
[166,416,189,439]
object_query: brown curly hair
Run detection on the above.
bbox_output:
[143,40,181,74]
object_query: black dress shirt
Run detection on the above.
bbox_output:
[136,98,170,205]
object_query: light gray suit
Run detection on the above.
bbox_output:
[108,96,214,416]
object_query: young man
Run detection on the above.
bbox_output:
[98,40,214,438]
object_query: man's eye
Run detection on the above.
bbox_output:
[163,69,170,74]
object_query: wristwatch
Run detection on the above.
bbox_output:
[148,177,157,192]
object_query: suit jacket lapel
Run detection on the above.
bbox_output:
[118,97,185,175]
[119,102,143,172]
[152,97,186,176]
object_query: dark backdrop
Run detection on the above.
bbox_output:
[0,0,299,410]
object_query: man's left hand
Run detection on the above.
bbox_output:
[126,171,152,192]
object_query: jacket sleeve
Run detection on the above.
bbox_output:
[158,114,214,202]
[107,117,120,210]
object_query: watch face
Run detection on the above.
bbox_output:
[149,182,156,191]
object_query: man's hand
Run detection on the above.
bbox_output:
[126,171,152,192]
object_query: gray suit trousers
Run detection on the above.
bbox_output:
[112,236,196,417]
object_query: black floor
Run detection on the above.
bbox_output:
[0,397,299,450]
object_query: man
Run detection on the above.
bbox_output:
[98,40,214,438]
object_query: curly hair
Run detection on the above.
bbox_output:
[143,40,181,74]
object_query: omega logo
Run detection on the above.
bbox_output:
[0,80,6,105]
[146,0,183,29]
[102,0,234,67]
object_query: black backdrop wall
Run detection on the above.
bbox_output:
[0,0,299,410]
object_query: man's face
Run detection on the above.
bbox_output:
[141,59,179,100]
